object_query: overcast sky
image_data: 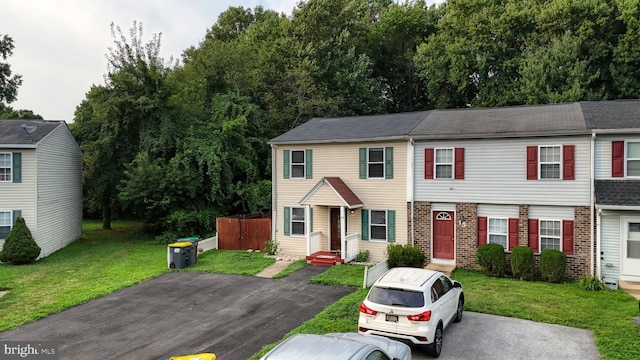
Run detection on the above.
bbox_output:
[3,0,442,123]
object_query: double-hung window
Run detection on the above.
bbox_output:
[488,218,508,249]
[435,148,453,179]
[540,220,561,251]
[290,150,306,179]
[368,148,384,178]
[0,153,11,182]
[0,211,12,239]
[362,209,396,242]
[290,207,306,236]
[627,142,640,177]
[539,146,561,179]
[370,210,387,240]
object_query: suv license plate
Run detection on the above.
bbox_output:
[385,314,398,322]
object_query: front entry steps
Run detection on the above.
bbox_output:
[426,263,456,276]
[619,280,640,301]
[306,251,345,267]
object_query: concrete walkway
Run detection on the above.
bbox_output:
[255,260,293,278]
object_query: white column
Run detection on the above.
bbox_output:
[306,205,312,256]
[340,206,346,259]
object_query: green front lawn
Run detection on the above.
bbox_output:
[2,223,639,359]
[249,265,640,360]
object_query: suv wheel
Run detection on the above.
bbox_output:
[426,322,443,358]
[454,296,463,323]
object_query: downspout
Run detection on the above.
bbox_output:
[597,208,602,281]
[409,137,415,246]
[590,132,596,277]
[271,144,277,245]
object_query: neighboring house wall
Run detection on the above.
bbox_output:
[36,125,83,257]
[413,135,592,279]
[0,148,37,251]
[0,122,82,259]
[273,141,409,262]
[594,134,640,284]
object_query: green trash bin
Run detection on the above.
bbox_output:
[179,237,200,266]
[168,241,193,269]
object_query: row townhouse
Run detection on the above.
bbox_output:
[269,100,640,285]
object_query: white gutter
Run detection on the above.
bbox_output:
[597,208,602,280]
[271,144,277,244]
[408,138,415,246]
[590,132,595,277]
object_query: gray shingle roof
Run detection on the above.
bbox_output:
[0,120,64,146]
[268,111,431,144]
[595,180,640,206]
[410,103,587,139]
[581,100,640,129]
[270,100,640,144]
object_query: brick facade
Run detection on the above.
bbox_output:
[411,202,431,264]
[412,202,593,280]
[455,203,478,269]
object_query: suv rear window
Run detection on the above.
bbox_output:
[367,286,425,307]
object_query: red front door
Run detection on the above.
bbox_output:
[433,211,455,259]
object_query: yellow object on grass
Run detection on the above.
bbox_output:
[170,353,216,360]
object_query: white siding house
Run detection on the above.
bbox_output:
[410,103,593,279]
[0,120,82,258]
[585,100,640,286]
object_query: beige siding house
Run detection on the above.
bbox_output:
[0,120,82,258]
[269,112,429,263]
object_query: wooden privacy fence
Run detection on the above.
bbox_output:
[216,214,271,251]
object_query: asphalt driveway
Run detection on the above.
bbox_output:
[0,266,355,360]
[411,312,601,360]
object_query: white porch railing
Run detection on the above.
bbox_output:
[308,231,322,255]
[342,233,359,262]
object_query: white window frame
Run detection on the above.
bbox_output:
[435,148,453,179]
[369,210,387,241]
[0,210,13,239]
[539,145,561,180]
[488,217,508,250]
[290,150,306,179]
[0,153,12,182]
[539,219,562,252]
[367,148,385,179]
[626,141,640,177]
[290,207,306,236]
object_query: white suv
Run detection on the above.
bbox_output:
[358,267,464,358]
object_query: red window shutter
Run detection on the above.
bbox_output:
[424,148,434,179]
[527,146,538,180]
[562,220,574,255]
[528,219,539,253]
[612,141,625,177]
[477,216,487,246]
[508,218,519,251]
[454,148,465,179]
[563,145,575,180]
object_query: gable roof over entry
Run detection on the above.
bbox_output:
[299,177,363,209]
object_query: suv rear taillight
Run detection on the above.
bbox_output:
[359,303,377,316]
[407,310,431,321]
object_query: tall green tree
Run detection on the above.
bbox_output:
[0,34,23,104]
[72,21,176,229]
